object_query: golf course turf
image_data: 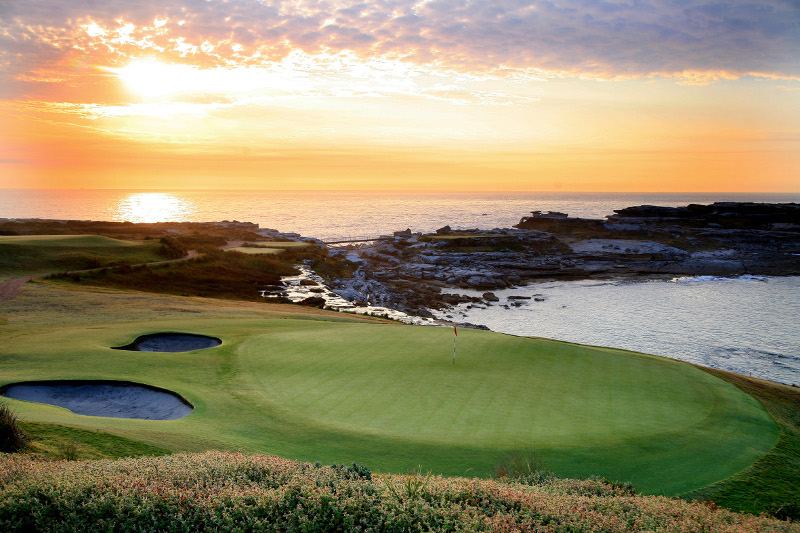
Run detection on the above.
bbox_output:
[0,282,778,497]
[0,234,166,279]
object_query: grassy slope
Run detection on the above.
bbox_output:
[683,368,800,518]
[19,422,171,460]
[0,282,777,497]
[0,235,165,278]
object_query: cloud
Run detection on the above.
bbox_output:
[1,0,798,101]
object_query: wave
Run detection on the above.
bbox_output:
[670,274,767,283]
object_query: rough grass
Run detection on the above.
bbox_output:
[0,235,165,277]
[48,248,298,300]
[1,451,797,532]
[19,422,171,460]
[0,280,777,496]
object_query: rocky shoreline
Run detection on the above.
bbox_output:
[327,202,800,317]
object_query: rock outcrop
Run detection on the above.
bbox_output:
[331,203,800,314]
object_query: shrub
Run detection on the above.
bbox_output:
[330,462,372,481]
[158,236,188,259]
[0,452,797,532]
[0,402,28,453]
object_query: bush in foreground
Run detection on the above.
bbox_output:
[0,402,27,453]
[0,451,797,532]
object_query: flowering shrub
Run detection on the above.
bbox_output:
[0,451,797,532]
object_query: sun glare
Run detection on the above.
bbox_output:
[116,60,200,97]
[115,192,191,223]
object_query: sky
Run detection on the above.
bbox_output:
[0,0,799,192]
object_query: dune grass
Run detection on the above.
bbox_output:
[0,283,778,497]
[0,235,165,277]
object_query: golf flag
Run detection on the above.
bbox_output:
[452,325,457,364]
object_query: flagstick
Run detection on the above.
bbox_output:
[452,328,457,365]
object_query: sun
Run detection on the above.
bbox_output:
[115,192,192,223]
[115,60,199,97]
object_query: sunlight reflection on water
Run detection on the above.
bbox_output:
[114,193,193,223]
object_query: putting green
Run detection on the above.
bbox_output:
[239,324,731,445]
[0,287,779,495]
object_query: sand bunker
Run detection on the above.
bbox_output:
[113,333,221,352]
[0,380,193,420]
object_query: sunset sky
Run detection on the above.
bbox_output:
[1,0,798,192]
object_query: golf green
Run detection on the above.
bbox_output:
[0,300,778,496]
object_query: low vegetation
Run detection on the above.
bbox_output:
[46,248,299,300]
[0,401,27,453]
[1,451,796,532]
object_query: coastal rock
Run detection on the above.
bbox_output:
[327,202,800,317]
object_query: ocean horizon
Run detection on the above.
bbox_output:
[2,188,798,241]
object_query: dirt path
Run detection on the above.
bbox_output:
[0,276,33,304]
[0,250,201,305]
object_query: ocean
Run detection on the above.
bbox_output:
[2,188,799,385]
[2,189,798,240]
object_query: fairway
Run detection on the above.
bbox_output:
[0,235,147,247]
[0,283,779,495]
[226,246,282,255]
[0,235,163,277]
[227,242,313,255]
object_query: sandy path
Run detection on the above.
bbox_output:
[0,276,32,304]
[0,250,201,305]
